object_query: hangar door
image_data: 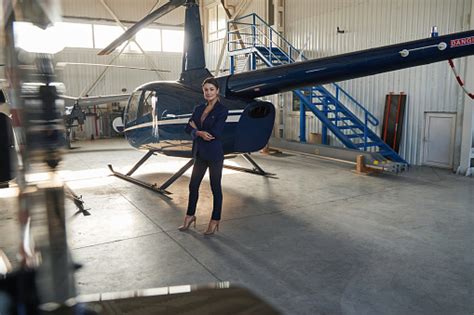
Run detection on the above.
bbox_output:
[423,112,456,168]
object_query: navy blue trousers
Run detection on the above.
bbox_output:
[186,157,224,220]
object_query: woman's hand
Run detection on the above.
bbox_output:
[197,130,215,141]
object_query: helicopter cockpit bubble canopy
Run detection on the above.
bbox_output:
[122,80,275,156]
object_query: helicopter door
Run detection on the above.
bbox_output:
[124,90,157,123]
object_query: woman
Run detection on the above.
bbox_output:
[179,77,228,235]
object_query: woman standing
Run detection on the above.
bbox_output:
[179,77,228,235]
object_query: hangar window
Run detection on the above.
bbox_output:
[13,21,93,53]
[93,24,139,51]
[14,20,183,53]
[162,29,184,52]
[56,22,93,48]
[93,24,122,49]
[136,28,162,52]
[207,3,227,42]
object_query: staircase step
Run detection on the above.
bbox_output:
[347,134,365,139]
[314,105,337,112]
[329,117,352,122]
[268,51,287,56]
[257,46,284,51]
[313,102,336,111]
[258,51,288,58]
[266,53,287,57]
[354,142,380,148]
[338,125,361,130]
[304,105,337,114]
[310,92,329,98]
[379,150,399,157]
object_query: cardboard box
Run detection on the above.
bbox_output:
[308,132,329,144]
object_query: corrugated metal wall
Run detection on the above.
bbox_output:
[284,0,472,165]
[60,0,185,26]
[56,49,182,97]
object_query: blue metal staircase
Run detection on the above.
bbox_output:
[227,13,407,164]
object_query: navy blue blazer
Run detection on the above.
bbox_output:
[185,101,228,161]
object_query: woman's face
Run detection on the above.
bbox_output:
[203,83,219,103]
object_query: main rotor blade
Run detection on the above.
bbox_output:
[98,0,186,55]
[56,62,170,73]
[61,94,130,107]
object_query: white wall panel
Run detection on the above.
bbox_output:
[60,0,185,26]
[284,0,471,165]
[55,48,182,97]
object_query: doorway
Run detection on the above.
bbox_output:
[423,112,456,168]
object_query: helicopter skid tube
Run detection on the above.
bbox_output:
[108,163,173,199]
[223,154,277,178]
[108,155,197,198]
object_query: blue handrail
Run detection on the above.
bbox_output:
[333,85,379,126]
[228,13,379,128]
[232,13,297,55]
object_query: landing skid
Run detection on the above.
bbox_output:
[108,151,276,197]
[224,153,277,178]
[64,184,91,216]
[108,150,194,199]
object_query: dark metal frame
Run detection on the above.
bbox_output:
[64,184,91,216]
[108,150,276,198]
[107,150,193,199]
[223,153,276,178]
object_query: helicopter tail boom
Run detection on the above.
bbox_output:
[225,30,474,99]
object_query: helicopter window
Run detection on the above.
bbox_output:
[158,94,174,120]
[162,30,184,53]
[125,91,141,124]
[141,90,157,118]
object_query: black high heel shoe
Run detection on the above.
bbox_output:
[204,220,219,235]
[178,215,196,231]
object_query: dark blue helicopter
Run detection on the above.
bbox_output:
[97,0,474,196]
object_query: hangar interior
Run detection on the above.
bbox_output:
[0,0,473,314]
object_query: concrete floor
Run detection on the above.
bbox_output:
[1,138,473,314]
